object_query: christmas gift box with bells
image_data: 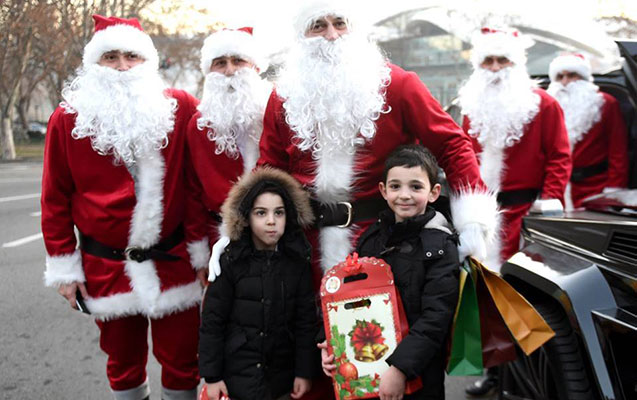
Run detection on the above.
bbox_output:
[320,253,422,399]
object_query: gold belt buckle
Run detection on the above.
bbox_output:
[336,201,353,228]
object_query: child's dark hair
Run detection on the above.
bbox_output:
[382,145,440,185]
[238,180,299,231]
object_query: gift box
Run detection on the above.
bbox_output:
[320,253,422,399]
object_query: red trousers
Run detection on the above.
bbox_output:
[95,306,200,391]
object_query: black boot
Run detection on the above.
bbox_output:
[465,368,498,397]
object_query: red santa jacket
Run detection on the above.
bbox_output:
[463,89,571,201]
[258,64,494,274]
[41,89,202,320]
[570,92,629,207]
[463,89,571,263]
[184,112,257,253]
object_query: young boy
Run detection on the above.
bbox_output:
[320,145,460,400]
[199,167,319,400]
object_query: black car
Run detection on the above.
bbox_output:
[498,41,637,400]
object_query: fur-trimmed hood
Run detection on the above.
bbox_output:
[221,167,315,240]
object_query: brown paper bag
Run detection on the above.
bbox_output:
[471,258,555,355]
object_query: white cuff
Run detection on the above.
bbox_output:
[450,188,500,245]
[529,198,563,215]
[602,187,622,194]
[187,237,210,270]
[44,250,85,287]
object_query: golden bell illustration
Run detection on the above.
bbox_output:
[354,344,376,362]
[372,343,389,360]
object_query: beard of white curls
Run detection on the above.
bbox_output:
[547,79,604,147]
[61,62,177,165]
[276,34,391,157]
[458,64,540,149]
[197,68,271,159]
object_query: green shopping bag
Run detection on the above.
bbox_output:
[447,261,483,376]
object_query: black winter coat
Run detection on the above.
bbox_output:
[356,208,460,400]
[199,229,319,400]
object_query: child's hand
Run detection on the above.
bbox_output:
[290,377,312,399]
[206,380,228,400]
[317,341,336,377]
[378,366,406,400]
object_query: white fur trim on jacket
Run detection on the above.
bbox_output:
[83,24,159,68]
[44,250,85,287]
[85,281,203,321]
[200,29,268,74]
[187,237,211,270]
[549,54,592,82]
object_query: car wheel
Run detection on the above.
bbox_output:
[500,301,596,400]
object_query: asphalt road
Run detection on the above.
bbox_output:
[0,161,489,400]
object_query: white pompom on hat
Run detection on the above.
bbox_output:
[470,27,533,69]
[549,53,593,82]
[293,0,356,37]
[83,15,159,68]
[200,27,268,74]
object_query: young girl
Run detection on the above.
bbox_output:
[199,167,318,400]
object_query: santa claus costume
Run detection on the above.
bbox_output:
[547,53,629,209]
[185,27,271,260]
[458,28,571,267]
[258,2,496,296]
[41,15,201,400]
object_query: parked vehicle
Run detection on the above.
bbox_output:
[498,41,637,400]
[26,121,47,140]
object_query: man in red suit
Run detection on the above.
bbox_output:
[41,15,201,400]
[547,53,629,209]
[251,2,497,283]
[184,27,272,272]
[459,27,571,397]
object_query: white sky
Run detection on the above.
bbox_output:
[146,0,637,55]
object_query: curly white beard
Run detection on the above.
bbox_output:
[276,34,391,157]
[197,68,271,160]
[458,65,540,149]
[61,63,177,165]
[547,80,604,147]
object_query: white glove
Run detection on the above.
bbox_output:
[529,198,563,215]
[457,222,487,262]
[208,235,230,282]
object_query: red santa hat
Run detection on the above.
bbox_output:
[293,0,356,37]
[470,27,532,69]
[549,53,593,82]
[200,27,268,73]
[83,15,159,68]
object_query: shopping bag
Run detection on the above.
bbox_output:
[320,253,422,399]
[447,261,483,376]
[471,258,555,355]
[198,386,230,400]
[475,272,517,368]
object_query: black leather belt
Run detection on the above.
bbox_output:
[79,224,184,263]
[311,198,387,228]
[571,160,608,183]
[497,189,540,207]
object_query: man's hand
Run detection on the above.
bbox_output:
[57,281,88,310]
[196,268,208,287]
[457,222,487,261]
[205,380,228,400]
[208,236,230,282]
[290,377,312,399]
[317,341,336,377]
[379,366,406,400]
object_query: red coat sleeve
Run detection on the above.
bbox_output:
[41,108,77,257]
[539,95,571,201]
[604,96,629,188]
[400,72,486,193]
